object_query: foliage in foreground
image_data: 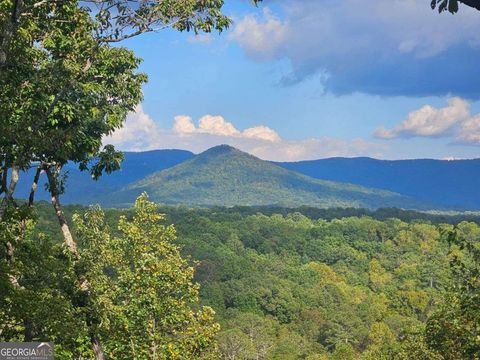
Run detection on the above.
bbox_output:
[0,194,218,359]
[426,224,480,359]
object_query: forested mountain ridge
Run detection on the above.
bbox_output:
[276,157,480,210]
[13,146,480,209]
[103,145,431,209]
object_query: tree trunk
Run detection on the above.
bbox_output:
[90,332,105,360]
[4,239,21,288]
[0,0,24,66]
[23,318,36,342]
[28,166,42,206]
[5,240,14,264]
[0,166,19,220]
[1,166,20,287]
[45,166,78,256]
[45,164,105,360]
[1,166,23,290]
[0,166,7,195]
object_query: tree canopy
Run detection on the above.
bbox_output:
[431,0,480,13]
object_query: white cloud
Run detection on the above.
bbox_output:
[104,105,163,151]
[173,114,278,140]
[457,115,480,144]
[198,115,240,136]
[105,107,386,161]
[375,97,480,146]
[229,1,480,97]
[173,115,196,134]
[243,126,281,142]
[230,8,289,61]
[249,137,386,162]
[375,97,470,139]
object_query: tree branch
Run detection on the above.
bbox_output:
[99,20,181,43]
[460,0,480,11]
[28,166,42,206]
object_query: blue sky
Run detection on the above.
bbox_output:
[106,0,480,161]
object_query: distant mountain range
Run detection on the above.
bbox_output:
[13,146,480,210]
[102,145,425,209]
[276,157,480,210]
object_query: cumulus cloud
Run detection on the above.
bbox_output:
[197,115,240,136]
[104,105,163,151]
[230,2,480,97]
[243,125,281,142]
[457,115,480,144]
[173,114,278,140]
[105,107,385,161]
[375,97,470,139]
[173,115,196,133]
[375,97,480,145]
[230,8,289,60]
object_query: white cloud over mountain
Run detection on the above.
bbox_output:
[173,114,279,140]
[375,97,480,145]
[104,106,385,161]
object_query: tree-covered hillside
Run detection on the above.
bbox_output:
[106,145,430,209]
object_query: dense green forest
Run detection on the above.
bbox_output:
[19,201,479,359]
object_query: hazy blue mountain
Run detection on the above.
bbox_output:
[14,147,479,210]
[15,149,194,204]
[275,157,480,210]
[104,145,430,209]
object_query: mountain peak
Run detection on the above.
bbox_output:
[199,144,245,157]
[111,144,427,209]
